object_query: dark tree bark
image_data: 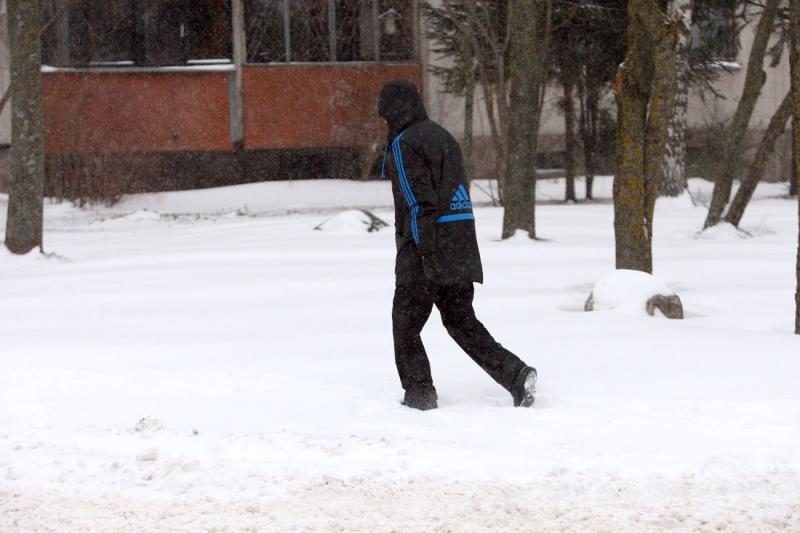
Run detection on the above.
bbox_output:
[562,68,578,203]
[5,0,46,255]
[462,36,476,185]
[791,122,798,196]
[558,26,579,203]
[580,76,599,201]
[614,1,652,272]
[613,0,677,273]
[463,70,475,185]
[502,0,550,239]
[704,0,781,228]
[724,91,793,227]
[791,0,800,334]
[643,7,679,241]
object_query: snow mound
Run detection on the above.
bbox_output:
[586,269,677,315]
[133,417,164,433]
[97,209,161,226]
[694,223,752,240]
[314,209,389,233]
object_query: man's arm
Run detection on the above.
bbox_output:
[391,137,438,256]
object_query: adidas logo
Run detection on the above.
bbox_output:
[449,184,472,211]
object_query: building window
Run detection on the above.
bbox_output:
[692,0,738,62]
[245,0,416,64]
[50,0,137,66]
[41,0,232,67]
[41,0,415,67]
[245,0,287,62]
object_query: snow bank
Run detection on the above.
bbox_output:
[114,180,395,215]
[694,222,752,240]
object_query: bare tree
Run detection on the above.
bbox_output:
[423,2,478,183]
[661,0,693,197]
[724,90,792,227]
[434,0,550,237]
[792,130,798,196]
[435,1,510,198]
[791,0,800,334]
[554,13,579,203]
[5,0,46,255]
[704,0,781,229]
[562,67,578,203]
[575,1,626,202]
[614,0,678,273]
[502,0,551,239]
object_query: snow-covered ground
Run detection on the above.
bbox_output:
[1,177,799,532]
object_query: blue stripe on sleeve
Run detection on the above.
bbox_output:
[436,213,475,224]
[391,131,421,245]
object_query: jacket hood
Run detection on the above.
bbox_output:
[378,80,428,138]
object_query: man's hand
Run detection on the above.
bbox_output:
[422,254,449,285]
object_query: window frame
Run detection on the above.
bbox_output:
[41,0,419,69]
[244,0,418,66]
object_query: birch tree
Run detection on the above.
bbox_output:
[4,0,45,255]
[661,0,694,197]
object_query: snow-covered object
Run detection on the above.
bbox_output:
[585,269,682,317]
[314,209,389,233]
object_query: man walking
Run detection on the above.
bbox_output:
[378,79,537,411]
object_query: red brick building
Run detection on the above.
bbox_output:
[38,0,421,198]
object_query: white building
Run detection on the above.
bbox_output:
[421,2,791,179]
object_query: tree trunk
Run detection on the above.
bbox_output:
[561,45,578,202]
[5,0,46,255]
[704,0,781,228]
[791,121,798,196]
[477,60,506,202]
[613,0,678,273]
[724,91,793,227]
[661,0,693,197]
[613,0,655,273]
[463,59,475,185]
[614,0,675,272]
[580,75,599,200]
[563,71,578,202]
[790,0,800,334]
[643,9,679,243]
[502,0,550,239]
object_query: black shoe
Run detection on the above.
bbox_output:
[512,367,537,407]
[402,388,438,411]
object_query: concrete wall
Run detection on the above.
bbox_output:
[687,6,789,131]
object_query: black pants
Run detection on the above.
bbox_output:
[392,282,526,394]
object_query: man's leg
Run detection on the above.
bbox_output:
[393,283,436,394]
[434,283,527,392]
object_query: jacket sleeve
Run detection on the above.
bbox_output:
[391,138,438,256]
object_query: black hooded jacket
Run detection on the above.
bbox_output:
[378,80,483,285]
